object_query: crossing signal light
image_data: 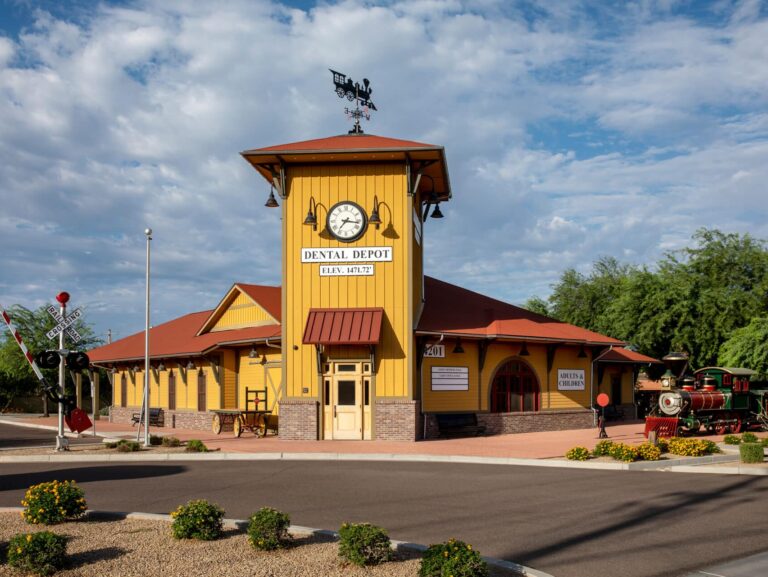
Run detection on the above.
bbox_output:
[35,350,60,370]
[65,351,90,371]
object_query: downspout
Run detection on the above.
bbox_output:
[591,345,614,426]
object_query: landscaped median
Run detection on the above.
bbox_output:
[0,479,541,577]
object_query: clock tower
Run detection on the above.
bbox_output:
[241,133,451,440]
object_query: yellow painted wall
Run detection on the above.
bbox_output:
[211,291,276,331]
[237,347,282,413]
[597,366,635,405]
[421,342,596,413]
[283,163,413,401]
[221,350,237,409]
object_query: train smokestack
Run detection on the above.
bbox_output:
[662,352,689,379]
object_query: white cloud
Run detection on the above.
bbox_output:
[0,0,766,338]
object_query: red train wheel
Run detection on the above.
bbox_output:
[715,423,730,435]
[732,419,743,434]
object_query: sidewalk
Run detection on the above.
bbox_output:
[0,413,739,459]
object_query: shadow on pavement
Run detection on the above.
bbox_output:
[0,464,188,492]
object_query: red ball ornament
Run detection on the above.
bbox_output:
[56,292,70,305]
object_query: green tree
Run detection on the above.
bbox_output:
[523,296,550,316]
[0,305,101,412]
[718,318,768,378]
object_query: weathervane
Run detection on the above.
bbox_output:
[330,69,377,134]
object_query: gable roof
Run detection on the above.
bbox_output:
[197,283,281,335]
[417,277,624,346]
[598,348,661,364]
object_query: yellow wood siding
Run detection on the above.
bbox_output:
[421,341,481,412]
[237,347,282,413]
[283,163,413,401]
[222,350,237,409]
[546,348,592,409]
[211,291,276,331]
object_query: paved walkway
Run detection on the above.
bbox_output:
[0,414,743,459]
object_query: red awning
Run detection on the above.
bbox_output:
[303,308,384,345]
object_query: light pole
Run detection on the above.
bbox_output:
[143,227,152,447]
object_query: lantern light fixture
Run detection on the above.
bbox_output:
[369,195,382,229]
[303,197,318,230]
[519,343,530,357]
[265,185,279,208]
[452,339,464,354]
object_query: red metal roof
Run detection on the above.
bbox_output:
[417,277,624,346]
[244,134,439,154]
[303,308,384,345]
[598,348,661,364]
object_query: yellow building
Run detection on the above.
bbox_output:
[89,133,658,440]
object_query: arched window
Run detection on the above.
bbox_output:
[490,360,539,413]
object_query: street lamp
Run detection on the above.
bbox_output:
[142,228,152,447]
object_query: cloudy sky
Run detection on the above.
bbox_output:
[1,0,767,344]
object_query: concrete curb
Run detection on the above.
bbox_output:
[0,507,552,577]
[0,449,751,473]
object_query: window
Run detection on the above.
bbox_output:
[490,360,539,413]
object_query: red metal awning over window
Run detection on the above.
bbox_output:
[302,308,384,345]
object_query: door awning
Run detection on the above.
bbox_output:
[303,308,384,345]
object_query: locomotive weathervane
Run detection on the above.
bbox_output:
[330,69,377,134]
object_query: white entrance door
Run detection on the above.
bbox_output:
[332,376,363,440]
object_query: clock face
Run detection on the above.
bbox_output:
[327,201,368,242]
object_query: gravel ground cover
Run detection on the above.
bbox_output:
[0,514,519,577]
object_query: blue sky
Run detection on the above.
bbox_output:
[1,0,767,345]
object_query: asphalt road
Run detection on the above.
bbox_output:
[2,458,768,577]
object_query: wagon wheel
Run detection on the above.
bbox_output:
[233,415,243,438]
[346,91,355,101]
[255,414,267,438]
[211,413,222,435]
[715,423,730,435]
[336,87,345,98]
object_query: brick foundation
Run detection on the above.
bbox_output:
[109,406,214,432]
[423,409,596,438]
[278,399,319,440]
[374,399,421,441]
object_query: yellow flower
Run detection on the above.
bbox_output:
[16,547,22,554]
[26,535,32,542]
[467,545,472,550]
[443,551,449,557]
[38,508,44,513]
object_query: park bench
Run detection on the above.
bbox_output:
[436,413,486,438]
[131,407,163,427]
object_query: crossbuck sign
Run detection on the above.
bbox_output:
[45,305,82,342]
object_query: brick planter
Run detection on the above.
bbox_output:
[422,409,595,438]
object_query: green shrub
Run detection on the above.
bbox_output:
[723,434,741,445]
[115,440,141,452]
[667,437,719,457]
[185,439,209,453]
[149,435,163,446]
[170,499,224,540]
[419,538,488,577]
[338,522,392,567]
[761,438,768,448]
[741,432,758,444]
[247,507,291,551]
[739,443,764,464]
[656,438,669,453]
[592,440,614,457]
[565,447,590,461]
[161,436,181,447]
[636,442,662,461]
[21,480,87,525]
[7,531,67,576]
[609,442,639,462]
[104,441,118,449]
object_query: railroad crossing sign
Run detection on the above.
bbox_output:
[46,305,82,342]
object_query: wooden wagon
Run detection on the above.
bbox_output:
[211,388,278,438]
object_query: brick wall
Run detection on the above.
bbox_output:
[477,409,595,435]
[374,399,421,441]
[109,406,214,432]
[278,399,319,440]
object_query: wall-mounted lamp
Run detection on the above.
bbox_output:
[158,362,166,371]
[577,345,588,359]
[260,353,268,365]
[519,343,530,357]
[453,338,464,354]
[248,347,258,359]
[303,197,318,230]
[132,364,140,372]
[265,185,279,208]
[430,202,444,219]
[186,360,195,370]
[369,195,382,229]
